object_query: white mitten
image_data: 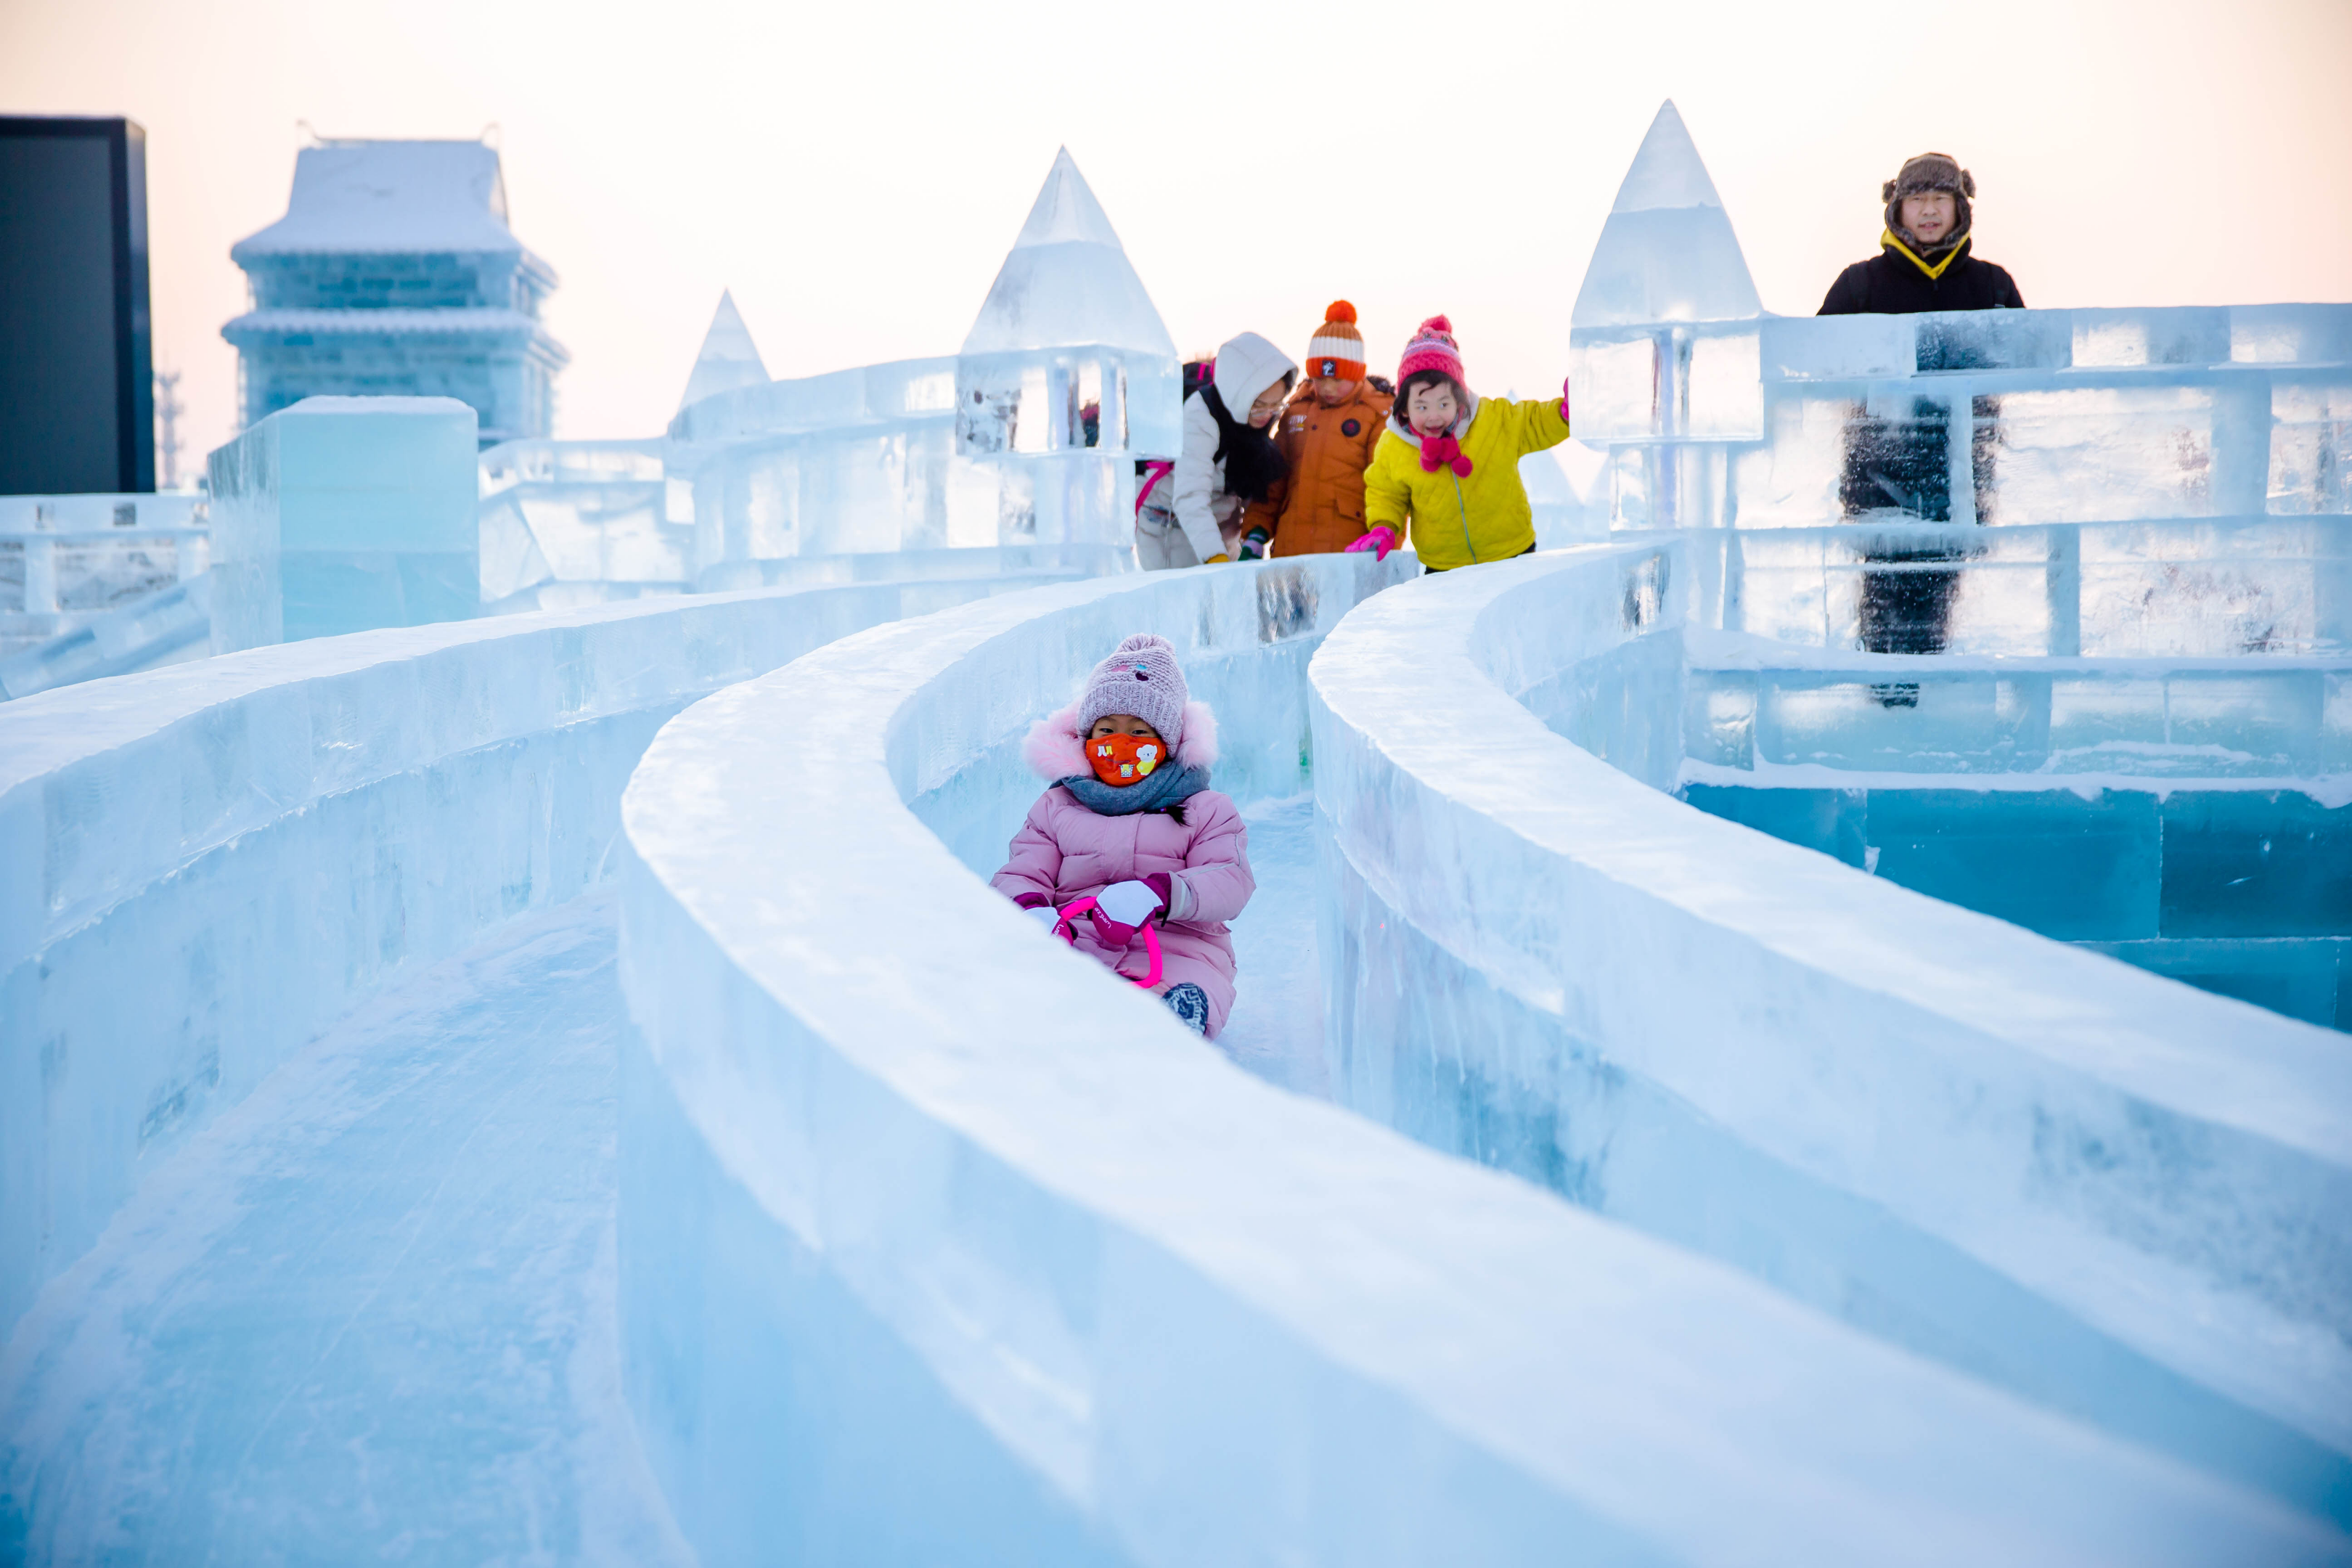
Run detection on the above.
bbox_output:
[1095,879,1165,927]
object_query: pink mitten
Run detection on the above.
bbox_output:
[1557,375,1572,428]
[1346,526,1398,561]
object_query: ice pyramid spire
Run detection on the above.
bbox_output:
[961,148,1177,359]
[1571,102,1762,327]
[677,290,769,414]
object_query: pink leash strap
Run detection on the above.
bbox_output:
[1052,897,1164,989]
[1134,461,1172,517]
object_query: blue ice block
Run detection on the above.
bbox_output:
[2160,791,2352,939]
[206,395,480,650]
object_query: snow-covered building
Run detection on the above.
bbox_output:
[223,139,568,446]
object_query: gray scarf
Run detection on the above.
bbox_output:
[1059,762,1211,817]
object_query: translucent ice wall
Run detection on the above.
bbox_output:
[208,396,482,649]
[1307,544,2352,1523]
[0,571,1070,1342]
[615,556,2340,1564]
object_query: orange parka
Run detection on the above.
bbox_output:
[1248,379,1396,557]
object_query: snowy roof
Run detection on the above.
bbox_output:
[1571,101,1763,327]
[677,290,770,415]
[961,149,1177,359]
[232,141,526,260]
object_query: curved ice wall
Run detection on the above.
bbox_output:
[1307,544,2352,1522]
[0,572,1070,1338]
[614,557,2335,1565]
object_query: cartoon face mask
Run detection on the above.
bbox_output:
[1087,732,1164,786]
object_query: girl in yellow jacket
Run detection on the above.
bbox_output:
[1355,315,1573,572]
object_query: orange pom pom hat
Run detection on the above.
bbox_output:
[1304,300,1366,383]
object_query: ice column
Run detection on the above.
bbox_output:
[207,395,479,650]
[957,148,1180,546]
[675,289,769,415]
[1571,101,1765,533]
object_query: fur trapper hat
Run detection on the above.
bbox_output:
[1883,152,1975,250]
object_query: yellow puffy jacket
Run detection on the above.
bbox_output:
[1363,395,1571,571]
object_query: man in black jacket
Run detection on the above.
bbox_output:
[1821,152,2024,314]
[1820,153,2022,689]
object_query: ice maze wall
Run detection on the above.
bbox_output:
[614,557,2340,1566]
[1307,543,2352,1523]
[0,573,1066,1339]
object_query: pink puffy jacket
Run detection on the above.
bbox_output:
[991,702,1254,1037]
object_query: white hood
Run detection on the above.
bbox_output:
[1211,332,1299,415]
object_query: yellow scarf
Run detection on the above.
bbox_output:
[1883,228,1968,281]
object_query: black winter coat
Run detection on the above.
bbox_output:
[1818,236,2025,315]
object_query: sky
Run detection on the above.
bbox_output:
[5,0,2349,470]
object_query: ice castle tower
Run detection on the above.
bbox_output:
[1569,101,1766,456]
[224,139,569,447]
[676,290,768,414]
[957,148,1180,465]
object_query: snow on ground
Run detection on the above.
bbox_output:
[0,893,695,1567]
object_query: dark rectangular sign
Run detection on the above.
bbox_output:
[0,115,155,494]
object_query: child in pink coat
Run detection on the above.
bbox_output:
[992,634,1255,1037]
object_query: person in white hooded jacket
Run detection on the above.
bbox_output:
[1136,331,1299,569]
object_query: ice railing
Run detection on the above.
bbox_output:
[0,493,209,656]
[0,571,1072,1341]
[1307,542,2352,1524]
[613,556,2326,1564]
[1572,303,2352,658]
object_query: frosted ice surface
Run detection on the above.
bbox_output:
[1212,794,1328,1095]
[677,288,769,415]
[230,140,521,258]
[1571,100,1761,328]
[960,148,1177,359]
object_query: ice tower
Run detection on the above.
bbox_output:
[224,139,569,447]
[1570,101,1765,465]
[956,149,1180,541]
[675,290,768,413]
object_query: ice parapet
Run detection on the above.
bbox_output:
[616,555,2340,1562]
[674,289,769,415]
[485,152,1177,609]
[1307,544,2352,1522]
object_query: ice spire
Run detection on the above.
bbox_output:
[677,290,769,414]
[1571,101,1762,327]
[960,148,1177,359]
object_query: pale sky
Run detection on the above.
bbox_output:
[6,0,2348,467]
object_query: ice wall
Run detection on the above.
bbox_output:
[0,571,1069,1341]
[208,396,481,649]
[1307,544,2352,1522]
[616,557,2340,1564]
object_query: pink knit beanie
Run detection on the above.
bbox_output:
[1077,634,1188,744]
[1397,314,1467,388]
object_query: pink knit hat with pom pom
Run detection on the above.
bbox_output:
[1397,314,1467,388]
[1077,633,1188,745]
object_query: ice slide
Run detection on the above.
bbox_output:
[0,571,1073,1560]
[617,553,2344,1564]
[4,551,2346,1563]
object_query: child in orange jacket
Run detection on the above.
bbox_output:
[1240,302,1396,560]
